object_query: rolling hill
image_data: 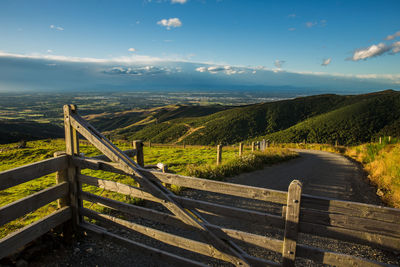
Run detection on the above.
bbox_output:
[97,90,400,145]
[96,90,399,145]
[3,90,399,146]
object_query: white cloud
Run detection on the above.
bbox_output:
[47,49,53,53]
[157,18,182,30]
[288,27,296,31]
[274,60,285,68]
[0,51,162,64]
[305,20,326,28]
[50,24,64,31]
[321,58,331,66]
[195,66,207,72]
[391,41,400,54]
[128,48,136,52]
[385,31,400,41]
[104,66,171,76]
[350,43,392,61]
[305,22,316,28]
[195,65,246,75]
[171,0,187,3]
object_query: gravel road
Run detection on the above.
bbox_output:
[18,149,400,266]
[228,149,382,204]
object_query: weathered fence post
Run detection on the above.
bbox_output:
[63,104,82,233]
[133,140,144,167]
[239,143,244,157]
[335,140,338,147]
[262,139,266,151]
[217,144,222,165]
[282,180,302,267]
[251,142,255,152]
[379,137,382,144]
[53,151,72,242]
[389,136,392,143]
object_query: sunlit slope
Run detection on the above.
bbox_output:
[263,92,400,145]
[117,93,353,144]
[111,90,400,145]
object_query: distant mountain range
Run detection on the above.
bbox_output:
[2,90,400,145]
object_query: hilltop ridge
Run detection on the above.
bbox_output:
[91,90,400,146]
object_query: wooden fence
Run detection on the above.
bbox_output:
[1,104,400,266]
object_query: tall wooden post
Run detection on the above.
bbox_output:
[335,140,338,147]
[389,136,392,143]
[133,140,144,167]
[379,137,382,144]
[63,104,82,234]
[239,143,244,157]
[251,142,255,152]
[54,151,72,243]
[282,180,302,267]
[217,145,222,165]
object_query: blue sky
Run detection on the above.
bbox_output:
[0,0,399,93]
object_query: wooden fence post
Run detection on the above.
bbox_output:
[53,151,72,243]
[133,140,144,167]
[239,143,244,157]
[379,137,382,144]
[217,145,222,165]
[389,136,391,143]
[251,142,255,152]
[149,140,152,148]
[335,140,338,147]
[63,104,82,234]
[282,180,302,267]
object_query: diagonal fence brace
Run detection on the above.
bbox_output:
[64,105,250,266]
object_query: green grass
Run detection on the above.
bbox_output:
[186,148,298,180]
[0,139,297,239]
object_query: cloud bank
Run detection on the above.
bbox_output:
[0,51,399,93]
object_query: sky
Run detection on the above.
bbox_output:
[0,0,399,93]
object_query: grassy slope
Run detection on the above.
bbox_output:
[262,92,400,145]
[109,90,400,146]
[126,94,353,145]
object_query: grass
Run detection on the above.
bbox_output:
[0,139,297,239]
[186,148,298,180]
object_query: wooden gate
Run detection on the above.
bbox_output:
[1,104,400,266]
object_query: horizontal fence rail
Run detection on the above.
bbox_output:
[77,168,394,266]
[0,155,72,259]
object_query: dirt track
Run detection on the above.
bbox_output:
[229,149,382,205]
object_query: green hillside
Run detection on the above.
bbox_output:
[2,90,399,146]
[106,90,400,145]
[262,92,400,145]
[0,119,64,144]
